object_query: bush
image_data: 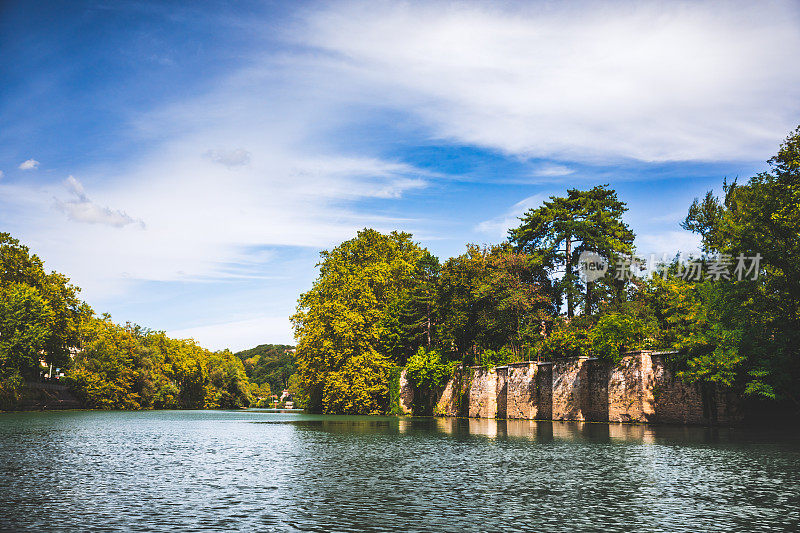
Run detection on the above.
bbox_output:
[476,346,516,368]
[541,323,591,359]
[590,313,647,362]
[406,347,452,391]
[0,373,24,411]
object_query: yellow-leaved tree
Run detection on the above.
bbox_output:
[292,229,425,414]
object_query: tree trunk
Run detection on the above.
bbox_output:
[566,235,573,318]
[426,300,431,347]
[585,280,591,315]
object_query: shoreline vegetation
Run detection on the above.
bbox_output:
[0,233,300,411]
[293,126,800,421]
[3,127,800,422]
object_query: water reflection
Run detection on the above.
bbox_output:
[280,415,796,448]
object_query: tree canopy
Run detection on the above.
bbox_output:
[0,233,253,410]
[510,185,634,317]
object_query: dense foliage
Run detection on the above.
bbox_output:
[678,126,800,407]
[405,347,452,391]
[66,316,251,409]
[295,126,800,417]
[235,344,296,395]
[292,230,425,414]
[293,232,553,414]
[0,233,252,410]
[1,233,91,409]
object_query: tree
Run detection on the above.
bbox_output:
[291,229,426,414]
[0,233,91,373]
[480,246,552,359]
[437,245,492,361]
[405,346,451,391]
[235,344,296,393]
[682,126,800,407]
[437,245,551,363]
[0,283,54,379]
[590,313,651,362]
[67,316,252,410]
[510,185,635,317]
[395,251,441,360]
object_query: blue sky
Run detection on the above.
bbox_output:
[1,0,799,350]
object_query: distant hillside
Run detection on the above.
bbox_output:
[235,344,296,394]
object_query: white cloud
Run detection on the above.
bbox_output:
[531,164,575,178]
[14,105,430,302]
[636,230,702,257]
[476,194,548,240]
[293,0,800,162]
[205,148,251,168]
[168,315,294,351]
[0,170,4,179]
[18,159,39,170]
[55,175,145,229]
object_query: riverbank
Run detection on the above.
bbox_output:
[3,382,82,411]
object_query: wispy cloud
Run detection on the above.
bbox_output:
[55,176,145,229]
[531,163,575,178]
[476,194,548,240]
[18,159,39,170]
[205,148,251,168]
[293,0,800,162]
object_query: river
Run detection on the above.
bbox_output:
[1,410,799,532]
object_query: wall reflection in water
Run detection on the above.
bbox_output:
[299,415,761,447]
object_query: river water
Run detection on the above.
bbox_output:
[1,410,798,532]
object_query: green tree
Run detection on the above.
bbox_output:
[0,283,54,379]
[405,346,451,391]
[67,316,252,410]
[235,344,296,393]
[437,245,492,361]
[292,229,425,414]
[68,316,144,409]
[682,126,800,406]
[395,251,441,361]
[204,349,251,409]
[510,185,635,317]
[0,233,91,372]
[480,246,552,359]
[438,245,550,363]
[590,313,651,362]
[0,283,54,408]
[539,318,592,360]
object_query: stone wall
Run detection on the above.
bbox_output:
[584,359,610,422]
[506,362,537,419]
[607,353,646,422]
[467,367,498,418]
[649,356,739,425]
[552,357,590,421]
[535,363,553,420]
[399,351,739,425]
